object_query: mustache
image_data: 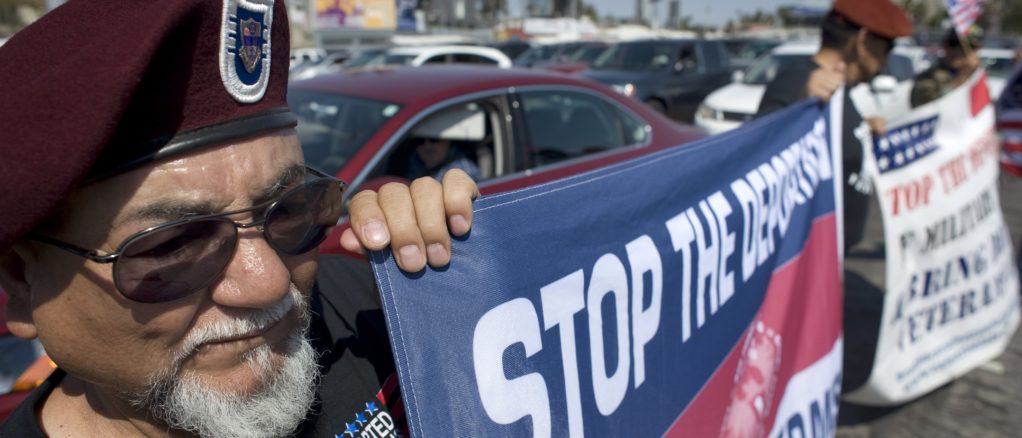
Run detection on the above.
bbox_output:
[172,284,306,365]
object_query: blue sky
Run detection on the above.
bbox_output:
[507,0,832,26]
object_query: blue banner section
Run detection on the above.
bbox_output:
[370,101,838,437]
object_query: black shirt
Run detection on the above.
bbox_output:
[0,255,404,438]
[757,56,870,251]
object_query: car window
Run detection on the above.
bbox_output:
[883,54,915,81]
[593,42,681,71]
[289,91,401,176]
[452,53,498,65]
[570,45,608,63]
[519,90,648,167]
[382,53,417,66]
[743,54,810,85]
[422,54,448,65]
[677,44,699,72]
[368,98,505,183]
[701,43,721,71]
[983,56,1015,79]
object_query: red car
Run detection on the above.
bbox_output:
[288,65,706,254]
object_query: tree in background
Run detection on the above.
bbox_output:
[0,0,43,36]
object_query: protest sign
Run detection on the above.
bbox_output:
[371,97,845,437]
[845,71,1021,405]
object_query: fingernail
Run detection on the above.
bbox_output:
[363,221,389,246]
[427,243,447,263]
[449,215,469,235]
[399,245,424,269]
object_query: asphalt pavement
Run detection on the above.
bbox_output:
[835,174,1022,438]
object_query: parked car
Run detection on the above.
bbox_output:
[997,64,1022,177]
[722,37,781,72]
[289,50,354,82]
[340,47,389,70]
[979,48,1017,99]
[512,42,571,68]
[581,38,733,123]
[487,40,533,60]
[374,45,513,68]
[695,41,916,135]
[532,41,611,74]
[287,66,706,254]
[289,47,327,70]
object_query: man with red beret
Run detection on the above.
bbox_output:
[0,1,475,436]
[757,0,913,252]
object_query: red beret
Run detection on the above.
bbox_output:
[0,0,296,252]
[833,0,913,39]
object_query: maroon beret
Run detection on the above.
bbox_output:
[0,0,297,252]
[832,0,913,39]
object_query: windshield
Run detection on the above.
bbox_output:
[743,53,811,85]
[288,91,401,175]
[570,45,608,63]
[381,53,418,66]
[592,42,678,71]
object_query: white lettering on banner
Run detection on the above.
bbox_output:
[588,254,631,416]
[540,271,586,438]
[470,118,835,436]
[768,339,843,438]
[473,298,551,438]
[627,236,663,389]
[847,70,1021,405]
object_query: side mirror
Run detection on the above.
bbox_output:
[872,75,898,93]
[732,70,745,83]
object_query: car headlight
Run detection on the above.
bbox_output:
[697,104,720,120]
[612,83,636,97]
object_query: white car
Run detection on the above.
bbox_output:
[979,48,1016,99]
[695,41,915,135]
[371,45,513,69]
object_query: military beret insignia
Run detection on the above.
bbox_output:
[220,0,275,103]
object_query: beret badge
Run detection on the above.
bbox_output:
[219,0,274,103]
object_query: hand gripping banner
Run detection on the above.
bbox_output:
[845,70,1021,405]
[371,97,845,437]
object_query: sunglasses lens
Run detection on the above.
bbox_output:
[266,179,343,254]
[115,220,237,303]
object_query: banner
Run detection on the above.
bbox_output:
[845,71,1021,405]
[315,0,396,30]
[371,98,845,437]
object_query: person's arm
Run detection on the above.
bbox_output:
[342,169,479,272]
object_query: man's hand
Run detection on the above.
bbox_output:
[806,61,846,103]
[341,169,479,272]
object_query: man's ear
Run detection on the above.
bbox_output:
[0,247,38,340]
[854,29,870,57]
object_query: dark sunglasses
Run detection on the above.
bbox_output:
[30,167,346,303]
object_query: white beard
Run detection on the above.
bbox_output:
[130,285,321,438]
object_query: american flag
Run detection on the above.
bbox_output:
[944,0,986,36]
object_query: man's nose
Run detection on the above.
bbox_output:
[208,231,291,310]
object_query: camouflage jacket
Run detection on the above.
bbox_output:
[910,65,957,108]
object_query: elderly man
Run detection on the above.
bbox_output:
[756,0,912,252]
[0,1,474,437]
